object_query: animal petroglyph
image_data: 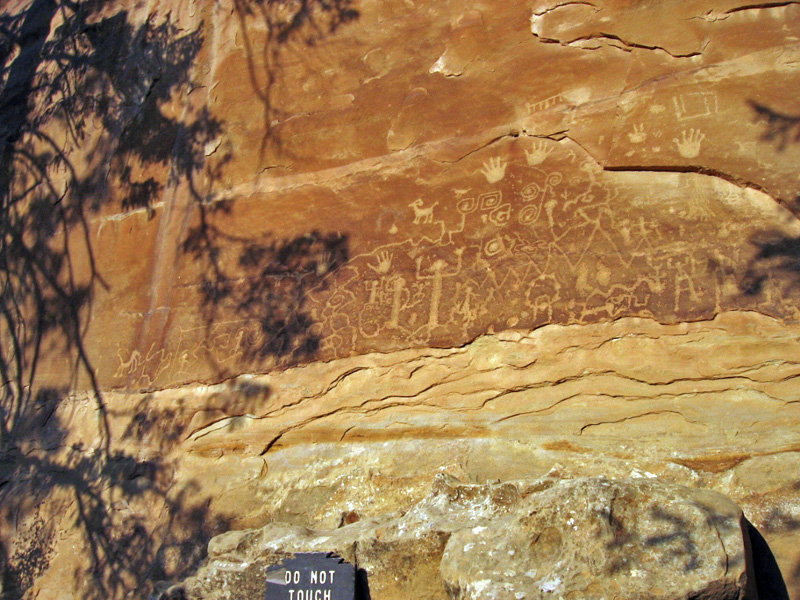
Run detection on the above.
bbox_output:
[409,198,438,223]
[121,135,800,380]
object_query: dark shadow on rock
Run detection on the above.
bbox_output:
[741,231,800,298]
[183,210,349,371]
[749,100,800,152]
[646,505,702,573]
[1,0,355,595]
[0,1,228,598]
[745,519,790,600]
[355,567,372,600]
[232,0,359,164]
[740,100,800,299]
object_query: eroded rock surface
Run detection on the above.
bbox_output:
[1,0,798,391]
[2,0,800,598]
[176,477,756,600]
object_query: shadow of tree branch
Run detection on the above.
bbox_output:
[1,1,358,597]
[0,2,226,598]
[232,0,359,164]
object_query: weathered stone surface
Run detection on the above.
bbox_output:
[0,0,798,391]
[8,311,794,600]
[175,477,756,600]
[2,0,800,598]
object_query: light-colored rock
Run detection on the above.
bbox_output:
[5,311,797,600]
[177,477,757,600]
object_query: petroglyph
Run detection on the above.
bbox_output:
[627,124,647,144]
[525,140,554,166]
[415,248,465,330]
[480,157,508,183]
[368,251,393,274]
[525,93,565,113]
[674,128,705,158]
[409,198,438,223]
[115,147,800,381]
[673,91,718,121]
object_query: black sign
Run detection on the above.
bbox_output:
[265,553,355,600]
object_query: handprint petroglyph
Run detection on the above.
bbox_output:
[674,128,705,158]
[368,251,393,274]
[627,123,647,144]
[525,140,554,166]
[480,157,508,183]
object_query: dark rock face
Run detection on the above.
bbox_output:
[3,0,800,391]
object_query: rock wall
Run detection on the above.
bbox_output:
[1,0,799,598]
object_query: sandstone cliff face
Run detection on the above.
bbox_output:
[1,0,800,598]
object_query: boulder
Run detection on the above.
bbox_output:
[176,477,757,600]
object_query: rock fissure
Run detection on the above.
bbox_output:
[533,30,707,59]
[578,410,697,435]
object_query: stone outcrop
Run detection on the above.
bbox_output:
[14,310,795,600]
[175,476,757,600]
[1,0,800,599]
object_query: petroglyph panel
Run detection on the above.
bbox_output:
[99,133,800,390]
[19,0,800,394]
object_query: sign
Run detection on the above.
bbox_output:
[265,553,355,600]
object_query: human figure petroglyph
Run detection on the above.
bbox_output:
[409,198,438,224]
[480,157,507,183]
[525,273,562,323]
[388,275,409,328]
[669,255,701,312]
[674,128,705,158]
[525,140,554,166]
[451,281,481,330]
[415,247,464,330]
[287,150,793,358]
[358,293,384,337]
